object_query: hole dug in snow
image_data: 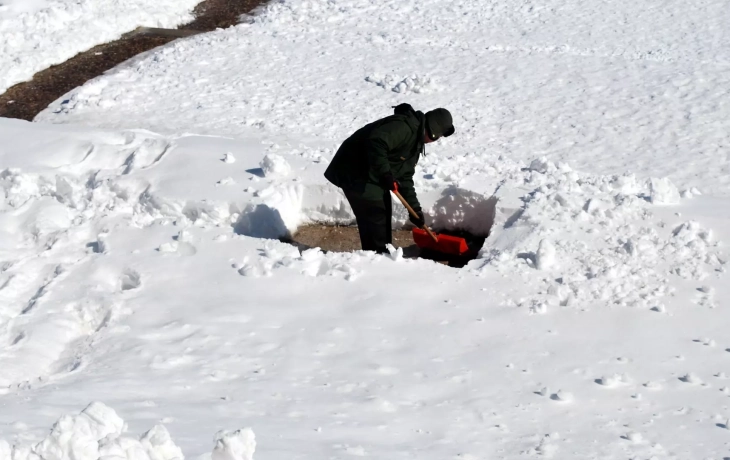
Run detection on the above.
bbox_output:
[234,185,498,267]
[282,225,488,267]
[282,190,497,268]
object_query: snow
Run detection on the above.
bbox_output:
[35,0,730,196]
[0,402,240,460]
[1,115,729,458]
[0,0,201,93]
[650,177,681,205]
[2,0,730,458]
[259,154,291,178]
[212,429,256,460]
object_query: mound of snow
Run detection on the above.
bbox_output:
[0,403,255,460]
[260,154,291,178]
[212,429,256,460]
[482,158,724,312]
[649,177,681,205]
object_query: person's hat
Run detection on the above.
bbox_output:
[425,108,455,139]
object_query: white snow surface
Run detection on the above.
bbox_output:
[0,401,249,460]
[1,117,729,459]
[0,0,201,93]
[2,0,730,458]
[36,0,730,195]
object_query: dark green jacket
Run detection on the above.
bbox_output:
[324,104,425,210]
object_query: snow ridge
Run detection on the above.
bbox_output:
[482,158,724,315]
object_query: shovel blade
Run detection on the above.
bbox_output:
[412,228,469,255]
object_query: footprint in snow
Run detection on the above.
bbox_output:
[595,373,631,388]
[550,390,574,402]
[621,432,643,443]
[120,269,141,291]
[715,420,730,430]
[217,177,235,186]
[204,369,239,382]
[10,332,25,347]
[158,241,197,256]
[679,373,704,385]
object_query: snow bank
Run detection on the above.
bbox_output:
[0,403,254,460]
[481,159,724,314]
[0,0,201,93]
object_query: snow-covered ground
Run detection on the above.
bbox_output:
[0,0,201,93]
[1,116,729,459]
[2,0,730,458]
[37,0,730,194]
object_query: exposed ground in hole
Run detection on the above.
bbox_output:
[0,0,264,121]
[285,225,485,268]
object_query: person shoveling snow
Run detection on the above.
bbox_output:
[324,104,458,254]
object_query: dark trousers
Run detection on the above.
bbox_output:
[343,188,392,254]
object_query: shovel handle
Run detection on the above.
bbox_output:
[392,190,439,243]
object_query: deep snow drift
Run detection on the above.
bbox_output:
[0,0,201,93]
[0,118,728,459]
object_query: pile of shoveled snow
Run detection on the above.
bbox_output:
[0,0,201,93]
[480,157,724,315]
[0,403,255,460]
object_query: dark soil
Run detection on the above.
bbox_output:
[287,226,420,255]
[0,0,265,121]
[284,225,485,268]
[184,0,262,30]
[0,37,173,120]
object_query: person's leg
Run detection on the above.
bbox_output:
[383,189,392,247]
[344,190,376,251]
[343,188,391,253]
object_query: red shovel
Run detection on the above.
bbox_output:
[392,189,469,256]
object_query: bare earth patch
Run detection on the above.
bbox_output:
[284,225,486,268]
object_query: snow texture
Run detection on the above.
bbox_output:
[0,402,247,460]
[2,0,730,458]
[211,429,256,460]
[36,0,730,196]
[0,117,728,459]
[0,0,201,93]
[259,154,290,178]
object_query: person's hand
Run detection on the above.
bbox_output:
[409,209,425,228]
[380,173,398,191]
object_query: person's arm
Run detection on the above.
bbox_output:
[397,169,421,214]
